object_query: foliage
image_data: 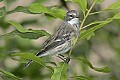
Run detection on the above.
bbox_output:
[0,69,22,80]
[78,58,111,73]
[73,0,87,15]
[51,62,68,80]
[12,52,54,73]
[0,0,120,80]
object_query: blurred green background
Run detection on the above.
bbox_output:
[0,0,120,80]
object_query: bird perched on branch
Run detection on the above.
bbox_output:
[24,10,80,69]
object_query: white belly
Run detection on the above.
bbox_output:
[39,41,71,57]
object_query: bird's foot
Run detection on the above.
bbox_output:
[64,57,70,63]
[57,54,70,64]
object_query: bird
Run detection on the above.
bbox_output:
[24,10,80,69]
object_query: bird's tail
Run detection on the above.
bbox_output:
[23,50,45,69]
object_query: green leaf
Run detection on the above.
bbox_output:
[86,31,94,40]
[12,57,27,63]
[48,7,66,20]
[0,7,6,19]
[0,69,22,80]
[78,58,111,73]
[106,1,120,10]
[93,66,111,73]
[95,0,105,4]
[0,6,5,12]
[1,29,50,39]
[71,76,92,80]
[73,0,87,14]
[28,3,49,13]
[51,62,68,80]
[113,12,120,19]
[7,6,30,14]
[79,18,113,40]
[9,21,27,32]
[7,21,50,39]
[28,3,66,19]
[12,52,53,73]
[0,12,4,19]
[26,29,50,37]
[80,21,104,40]
[79,12,120,41]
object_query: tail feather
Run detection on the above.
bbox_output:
[36,50,45,56]
[23,50,45,69]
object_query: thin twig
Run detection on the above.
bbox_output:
[89,10,103,15]
[80,1,96,30]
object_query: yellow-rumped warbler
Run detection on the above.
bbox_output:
[24,10,80,68]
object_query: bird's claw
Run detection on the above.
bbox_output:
[57,54,70,64]
[64,57,70,63]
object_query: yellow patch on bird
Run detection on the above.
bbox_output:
[71,36,78,47]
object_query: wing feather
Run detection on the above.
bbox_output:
[42,22,76,51]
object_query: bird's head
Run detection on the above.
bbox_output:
[65,10,80,25]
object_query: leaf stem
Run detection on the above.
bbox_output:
[80,1,96,30]
[89,10,103,15]
[81,21,103,30]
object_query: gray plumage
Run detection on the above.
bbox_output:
[24,10,80,69]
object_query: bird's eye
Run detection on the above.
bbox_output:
[69,15,73,17]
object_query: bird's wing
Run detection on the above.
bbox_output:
[42,22,75,50]
[42,23,63,48]
[42,32,58,49]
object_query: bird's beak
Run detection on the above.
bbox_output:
[76,16,80,18]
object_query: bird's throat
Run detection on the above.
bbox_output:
[67,18,79,25]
